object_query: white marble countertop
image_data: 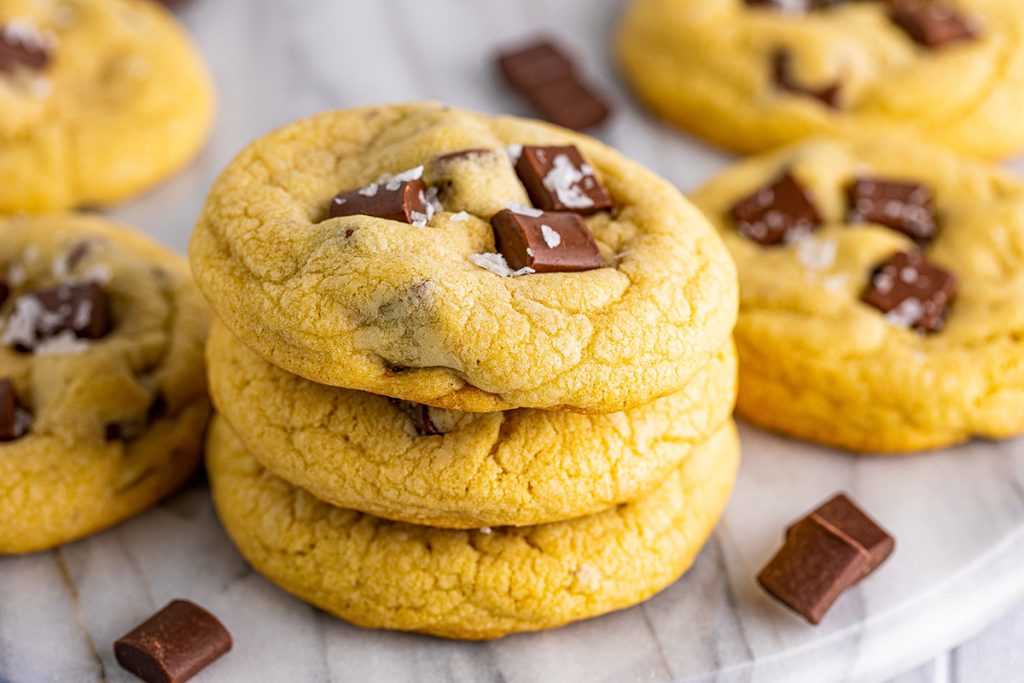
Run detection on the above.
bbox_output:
[4,1,1024,681]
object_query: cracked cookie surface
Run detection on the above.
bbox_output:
[206,416,739,639]
[207,320,737,528]
[617,0,1024,158]
[189,103,737,413]
[0,214,211,554]
[691,137,1024,452]
[0,0,214,212]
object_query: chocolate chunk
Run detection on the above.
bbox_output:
[4,282,112,351]
[758,517,871,625]
[526,78,610,131]
[514,145,612,215]
[0,22,52,74]
[772,50,841,108]
[759,493,894,624]
[863,250,957,333]
[0,379,31,442]
[0,278,8,307]
[848,177,938,243]
[801,493,895,572]
[391,400,442,436]
[497,40,575,93]
[888,0,977,47]
[729,172,822,245]
[115,600,232,683]
[329,178,430,225]
[491,208,604,273]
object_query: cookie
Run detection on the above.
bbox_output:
[206,320,737,527]
[0,214,211,554]
[189,103,738,414]
[206,416,739,639]
[0,0,214,212]
[691,136,1024,452]
[617,0,1024,158]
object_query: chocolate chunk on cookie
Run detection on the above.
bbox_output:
[514,145,612,215]
[491,208,604,273]
[848,177,937,242]
[888,0,977,47]
[115,600,232,683]
[863,250,956,333]
[730,172,822,245]
[3,281,112,352]
[0,22,52,74]
[0,379,31,442]
[329,176,431,226]
[772,50,841,108]
[759,493,894,624]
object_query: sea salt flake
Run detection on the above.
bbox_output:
[34,330,88,355]
[358,183,379,197]
[450,211,470,223]
[507,202,543,218]
[468,253,534,278]
[507,144,523,164]
[795,236,837,271]
[542,154,594,209]
[885,298,925,328]
[540,224,561,249]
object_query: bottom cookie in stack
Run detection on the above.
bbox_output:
[207,416,739,640]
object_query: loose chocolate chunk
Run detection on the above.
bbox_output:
[391,400,442,436]
[526,78,610,131]
[848,177,938,243]
[729,172,822,245]
[3,281,112,351]
[0,379,30,442]
[0,22,52,74]
[491,208,604,273]
[758,517,872,625]
[888,0,977,47]
[514,145,612,215]
[863,250,957,333]
[772,50,841,108]
[497,40,575,93]
[802,493,895,572]
[115,600,232,683]
[329,178,430,225]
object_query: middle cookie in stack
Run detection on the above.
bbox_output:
[190,103,739,638]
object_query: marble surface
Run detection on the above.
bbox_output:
[4,1,1024,681]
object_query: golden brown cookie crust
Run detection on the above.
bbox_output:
[190,103,737,414]
[0,214,211,554]
[207,319,737,527]
[691,137,1024,452]
[206,417,740,640]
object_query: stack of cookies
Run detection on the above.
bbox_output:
[190,103,740,638]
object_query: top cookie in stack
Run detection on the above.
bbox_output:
[189,102,737,413]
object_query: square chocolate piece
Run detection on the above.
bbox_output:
[772,50,841,108]
[863,250,957,333]
[758,517,872,625]
[490,208,604,273]
[888,0,977,47]
[526,78,610,131]
[115,600,232,683]
[497,40,575,93]
[806,493,895,572]
[0,378,31,442]
[729,172,822,245]
[0,23,52,74]
[848,177,938,243]
[329,178,430,225]
[4,281,112,351]
[514,145,612,215]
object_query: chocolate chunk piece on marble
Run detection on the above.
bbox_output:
[0,21,52,74]
[491,207,604,273]
[758,492,894,624]
[848,177,938,243]
[0,379,31,442]
[498,40,576,93]
[888,0,977,48]
[329,176,431,226]
[772,50,841,108]
[514,145,612,215]
[729,171,822,245]
[391,400,443,436]
[3,281,112,351]
[863,250,956,333]
[115,600,232,683]
[526,78,610,131]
